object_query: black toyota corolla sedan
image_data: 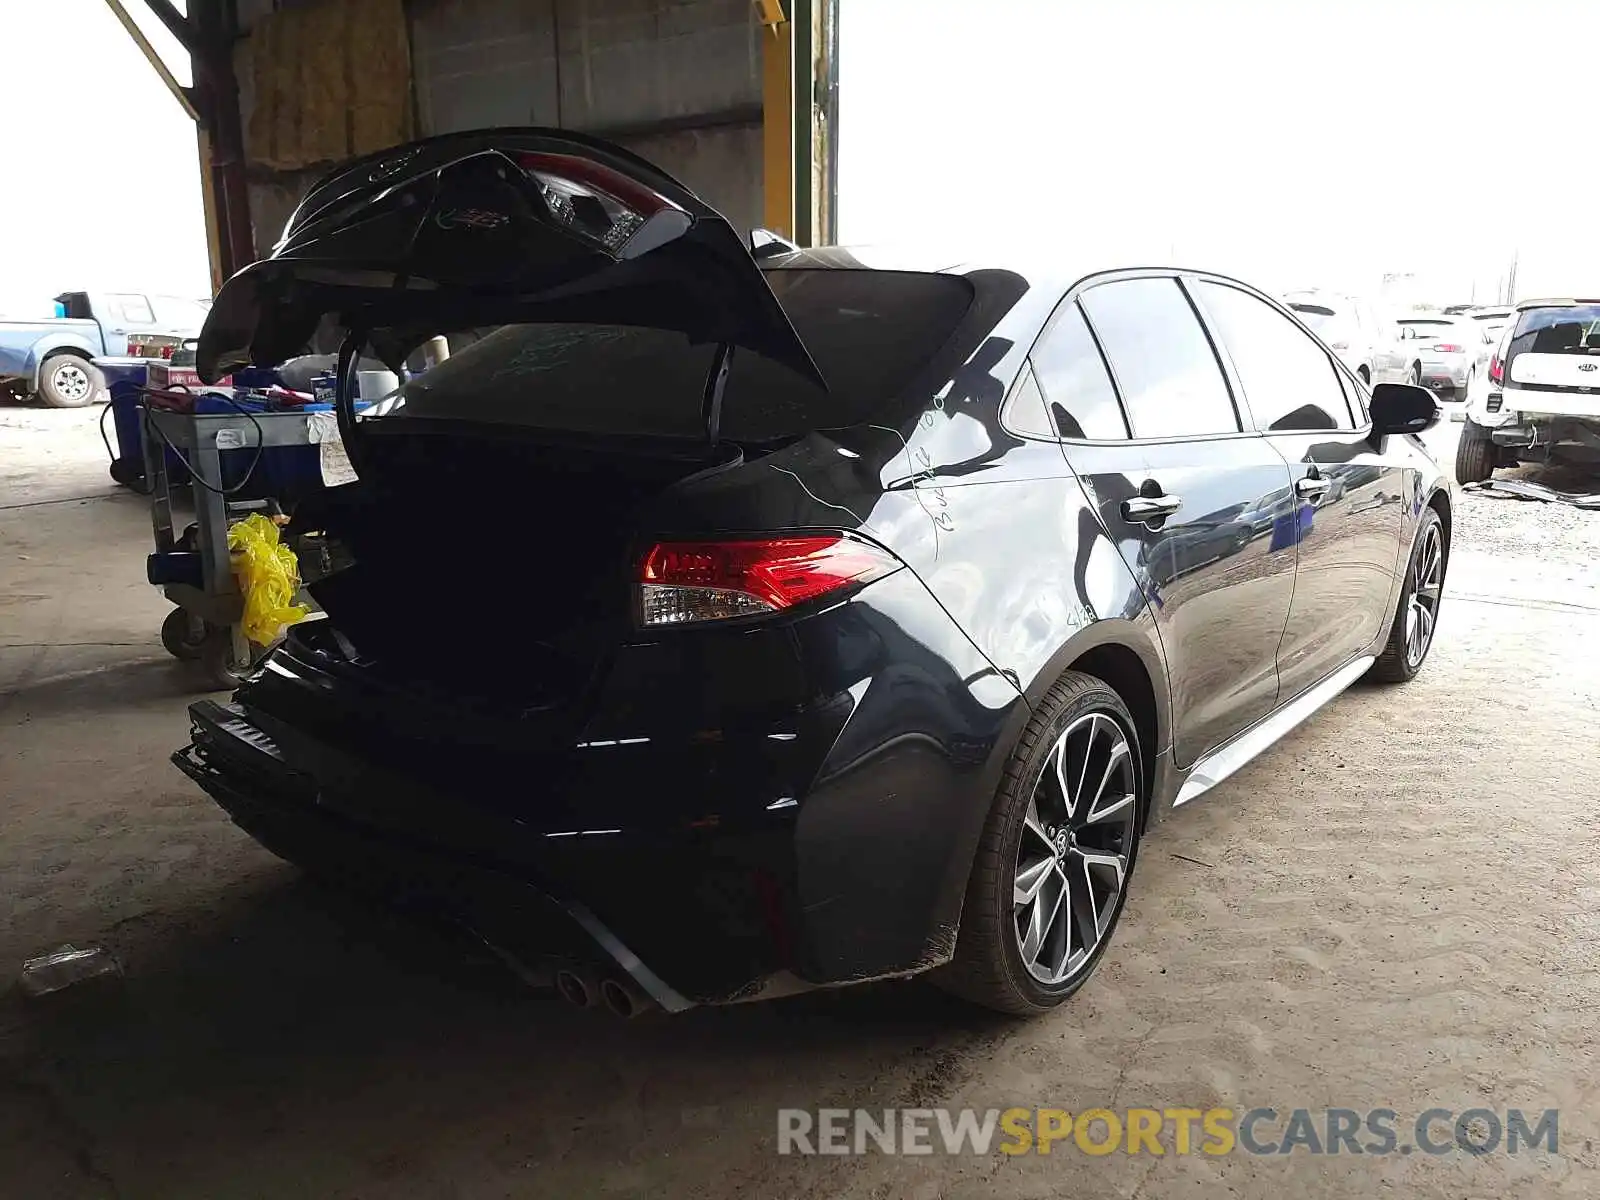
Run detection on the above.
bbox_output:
[175,129,1450,1016]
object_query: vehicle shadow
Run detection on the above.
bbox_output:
[6,866,1010,1195]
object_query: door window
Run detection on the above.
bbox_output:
[1028,302,1128,439]
[1196,282,1355,431]
[111,294,155,324]
[1078,278,1240,439]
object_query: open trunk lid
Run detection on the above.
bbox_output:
[196,127,823,390]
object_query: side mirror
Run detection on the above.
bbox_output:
[1368,382,1439,438]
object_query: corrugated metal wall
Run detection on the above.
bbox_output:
[238,0,766,256]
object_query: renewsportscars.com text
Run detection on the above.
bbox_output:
[777,1106,1559,1157]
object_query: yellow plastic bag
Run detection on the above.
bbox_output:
[227,513,309,645]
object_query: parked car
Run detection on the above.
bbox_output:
[1464,306,1515,374]
[0,290,207,406]
[1396,312,1480,402]
[171,129,1452,1018]
[1283,290,1418,386]
[1457,298,1600,481]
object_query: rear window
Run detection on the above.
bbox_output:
[1288,303,1341,333]
[1508,305,1600,354]
[381,269,975,441]
[1398,319,1459,340]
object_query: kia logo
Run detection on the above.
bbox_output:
[1579,362,1597,373]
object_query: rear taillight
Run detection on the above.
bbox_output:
[1432,343,1463,353]
[1488,355,1504,386]
[126,334,180,361]
[637,535,901,627]
[515,151,689,256]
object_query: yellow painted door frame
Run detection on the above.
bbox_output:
[761,10,794,239]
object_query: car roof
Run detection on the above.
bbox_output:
[762,243,1279,303]
[1514,297,1600,310]
[1283,289,1355,308]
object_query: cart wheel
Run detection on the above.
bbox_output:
[200,626,259,691]
[108,457,150,493]
[160,608,207,661]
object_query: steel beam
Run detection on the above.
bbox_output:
[100,0,198,121]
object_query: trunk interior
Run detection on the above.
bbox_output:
[291,424,747,713]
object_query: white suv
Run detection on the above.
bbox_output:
[1283,290,1417,387]
[1457,298,1600,482]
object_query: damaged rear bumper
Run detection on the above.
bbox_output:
[172,571,1019,1006]
[173,709,701,1010]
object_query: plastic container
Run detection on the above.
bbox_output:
[95,357,151,486]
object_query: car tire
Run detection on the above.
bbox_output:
[37,354,103,408]
[1411,363,1423,387]
[936,671,1144,1015]
[1454,417,1494,484]
[1368,508,1446,684]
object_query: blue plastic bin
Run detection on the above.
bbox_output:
[95,358,152,487]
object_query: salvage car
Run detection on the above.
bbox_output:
[173,129,1452,1016]
[1457,298,1600,482]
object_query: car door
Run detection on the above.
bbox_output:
[1042,275,1298,769]
[98,293,156,355]
[1190,279,1405,700]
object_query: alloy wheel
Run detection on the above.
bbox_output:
[1405,523,1443,667]
[1013,711,1137,985]
[54,362,91,402]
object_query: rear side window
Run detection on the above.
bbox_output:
[1079,278,1239,439]
[1197,282,1353,431]
[1029,302,1127,439]
[386,269,975,441]
[1003,366,1055,438]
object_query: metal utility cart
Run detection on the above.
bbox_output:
[141,402,326,689]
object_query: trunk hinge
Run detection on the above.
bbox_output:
[335,328,366,476]
[702,342,735,445]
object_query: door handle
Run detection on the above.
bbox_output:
[1122,494,1182,522]
[1295,476,1331,499]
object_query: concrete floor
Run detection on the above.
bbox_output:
[2,405,1598,1199]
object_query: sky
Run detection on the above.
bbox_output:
[839,0,1600,306]
[0,0,207,316]
[0,0,1592,318]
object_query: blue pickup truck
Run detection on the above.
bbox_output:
[0,291,210,407]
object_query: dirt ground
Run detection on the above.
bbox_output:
[2,404,1597,1199]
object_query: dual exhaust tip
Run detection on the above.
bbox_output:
[553,964,655,1019]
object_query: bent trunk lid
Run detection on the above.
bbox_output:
[197,127,823,390]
